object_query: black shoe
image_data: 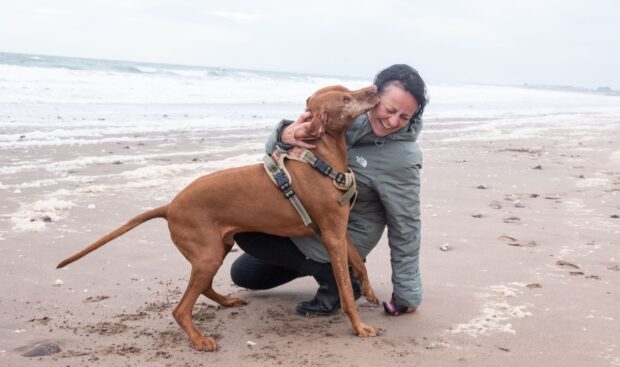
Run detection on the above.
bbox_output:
[296,264,362,316]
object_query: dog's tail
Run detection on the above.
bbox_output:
[56,205,169,269]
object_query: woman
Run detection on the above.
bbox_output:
[231,64,428,316]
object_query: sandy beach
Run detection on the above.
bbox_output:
[1,109,619,366]
[1,54,619,366]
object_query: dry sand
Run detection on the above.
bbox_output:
[1,120,619,366]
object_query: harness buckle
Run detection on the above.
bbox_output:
[274,170,292,191]
[334,172,346,185]
[312,159,332,176]
[274,169,297,199]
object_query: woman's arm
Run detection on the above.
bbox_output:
[377,164,423,313]
[264,112,318,155]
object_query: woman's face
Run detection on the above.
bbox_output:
[368,84,418,137]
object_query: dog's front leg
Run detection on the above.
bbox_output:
[323,233,378,337]
[346,235,379,305]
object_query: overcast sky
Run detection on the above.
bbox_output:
[1,0,619,88]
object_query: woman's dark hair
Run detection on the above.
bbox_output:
[374,64,428,121]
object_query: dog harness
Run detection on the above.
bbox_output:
[263,147,357,229]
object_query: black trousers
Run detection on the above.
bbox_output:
[230,232,323,290]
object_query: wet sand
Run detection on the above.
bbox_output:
[1,118,619,366]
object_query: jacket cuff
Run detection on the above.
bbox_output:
[265,119,294,155]
[275,119,294,150]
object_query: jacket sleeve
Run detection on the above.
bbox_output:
[376,164,423,307]
[265,119,294,155]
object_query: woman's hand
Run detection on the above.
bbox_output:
[382,294,417,316]
[281,111,322,149]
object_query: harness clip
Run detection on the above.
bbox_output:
[313,159,332,175]
[335,172,346,185]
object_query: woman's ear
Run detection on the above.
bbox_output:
[307,110,327,136]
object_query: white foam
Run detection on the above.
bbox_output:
[576,177,609,188]
[11,197,75,232]
[120,162,210,180]
[125,178,168,189]
[76,185,109,194]
[450,302,531,337]
[449,283,531,337]
[0,147,239,175]
[0,63,369,105]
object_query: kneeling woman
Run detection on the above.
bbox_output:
[231,64,428,316]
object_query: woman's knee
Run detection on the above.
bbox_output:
[230,254,260,289]
[230,253,300,290]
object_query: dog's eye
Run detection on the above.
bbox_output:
[343,96,351,103]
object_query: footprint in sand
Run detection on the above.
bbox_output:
[544,194,562,203]
[556,260,580,269]
[498,235,537,247]
[503,216,521,224]
[555,260,600,279]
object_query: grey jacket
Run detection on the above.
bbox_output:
[265,113,423,307]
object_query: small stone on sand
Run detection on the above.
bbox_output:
[426,341,446,349]
[30,215,52,223]
[477,185,488,189]
[21,342,61,357]
[440,244,450,251]
[489,202,502,209]
[533,165,542,170]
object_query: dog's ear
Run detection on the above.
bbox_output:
[307,110,327,136]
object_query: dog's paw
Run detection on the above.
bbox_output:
[219,296,248,308]
[363,287,380,305]
[192,336,218,352]
[354,322,380,337]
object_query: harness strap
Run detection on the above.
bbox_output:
[298,150,357,207]
[263,147,357,230]
[263,155,315,228]
[278,148,357,207]
[337,176,357,206]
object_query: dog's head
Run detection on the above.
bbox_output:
[305,85,379,136]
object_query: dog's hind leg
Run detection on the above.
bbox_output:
[202,288,248,307]
[201,241,248,308]
[172,241,225,352]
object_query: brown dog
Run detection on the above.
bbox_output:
[57,85,381,351]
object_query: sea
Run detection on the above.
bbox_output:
[2,51,619,137]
